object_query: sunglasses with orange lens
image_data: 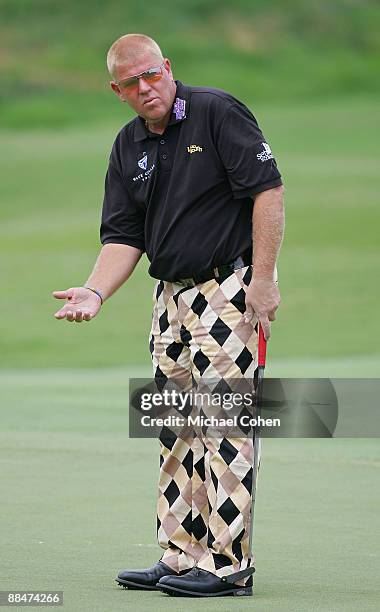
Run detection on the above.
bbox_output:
[116,63,165,90]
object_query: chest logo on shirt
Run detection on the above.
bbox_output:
[187,144,203,154]
[138,154,148,170]
[256,142,274,162]
[133,152,155,183]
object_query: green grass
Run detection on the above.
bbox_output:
[0,366,379,611]
[1,97,379,368]
[1,6,379,609]
[1,0,379,128]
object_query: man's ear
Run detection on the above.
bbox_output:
[110,81,124,101]
[163,58,173,80]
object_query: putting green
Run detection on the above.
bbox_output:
[0,365,379,611]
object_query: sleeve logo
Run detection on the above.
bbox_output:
[256,142,274,162]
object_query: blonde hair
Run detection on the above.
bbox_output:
[107,34,164,78]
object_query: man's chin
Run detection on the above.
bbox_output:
[143,107,164,118]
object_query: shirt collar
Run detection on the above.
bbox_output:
[133,80,190,142]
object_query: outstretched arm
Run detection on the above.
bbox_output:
[52,243,143,323]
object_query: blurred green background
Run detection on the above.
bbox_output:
[0,0,379,368]
[1,2,380,611]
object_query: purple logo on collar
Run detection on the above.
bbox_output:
[173,97,186,120]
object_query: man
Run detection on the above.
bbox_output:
[52,33,284,597]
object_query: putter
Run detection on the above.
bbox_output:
[221,322,267,584]
[248,322,266,556]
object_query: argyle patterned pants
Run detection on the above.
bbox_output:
[149,265,261,584]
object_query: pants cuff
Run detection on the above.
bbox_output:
[161,548,195,573]
[197,554,253,586]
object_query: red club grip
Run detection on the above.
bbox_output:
[258,323,267,367]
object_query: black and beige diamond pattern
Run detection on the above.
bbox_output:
[150,266,261,583]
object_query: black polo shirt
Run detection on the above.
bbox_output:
[100,80,282,281]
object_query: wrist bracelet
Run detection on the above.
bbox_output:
[83,286,104,305]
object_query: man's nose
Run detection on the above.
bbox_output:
[138,77,151,94]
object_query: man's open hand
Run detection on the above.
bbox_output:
[244,278,280,340]
[52,287,102,322]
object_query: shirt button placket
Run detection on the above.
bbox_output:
[159,138,170,168]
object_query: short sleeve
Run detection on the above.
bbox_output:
[216,102,283,199]
[100,143,146,251]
